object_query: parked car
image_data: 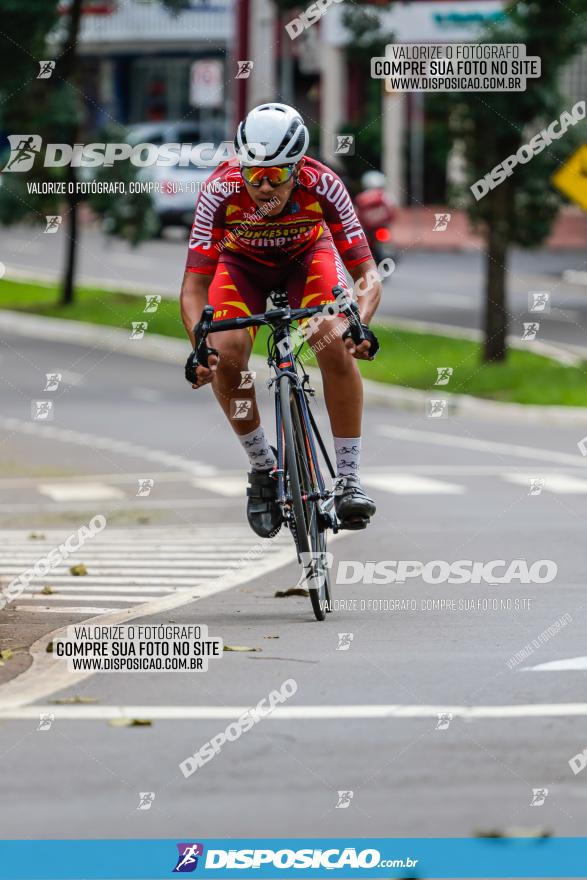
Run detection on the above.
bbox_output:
[126,121,227,232]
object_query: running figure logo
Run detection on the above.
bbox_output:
[334,135,355,156]
[236,61,254,79]
[434,367,453,386]
[530,788,548,806]
[335,790,354,809]
[45,215,62,233]
[173,843,204,873]
[522,322,539,341]
[528,291,550,313]
[144,295,161,313]
[433,213,451,232]
[2,135,42,172]
[37,60,55,79]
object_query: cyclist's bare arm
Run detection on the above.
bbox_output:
[180,270,218,387]
[346,258,382,359]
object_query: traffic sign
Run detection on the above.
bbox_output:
[551,144,587,211]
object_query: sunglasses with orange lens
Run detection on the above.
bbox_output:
[241,165,296,188]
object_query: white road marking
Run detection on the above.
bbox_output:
[362,473,465,495]
[38,483,126,501]
[192,475,247,497]
[1,704,586,721]
[503,473,587,494]
[15,606,111,614]
[0,416,216,476]
[379,425,587,468]
[523,657,587,672]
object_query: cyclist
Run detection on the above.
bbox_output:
[180,102,381,537]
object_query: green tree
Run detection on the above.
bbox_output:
[449,0,587,362]
[0,0,190,306]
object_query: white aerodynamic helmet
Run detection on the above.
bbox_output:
[235,102,309,166]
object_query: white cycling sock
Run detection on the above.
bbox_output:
[334,436,361,477]
[239,426,277,471]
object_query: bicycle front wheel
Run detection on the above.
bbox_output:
[280,375,331,621]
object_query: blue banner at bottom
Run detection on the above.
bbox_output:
[0,837,586,879]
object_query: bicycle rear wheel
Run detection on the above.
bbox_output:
[279,375,332,621]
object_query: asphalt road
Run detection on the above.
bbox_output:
[2,224,587,356]
[1,328,587,840]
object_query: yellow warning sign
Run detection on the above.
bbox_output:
[552,144,587,212]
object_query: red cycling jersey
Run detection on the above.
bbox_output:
[185,156,371,276]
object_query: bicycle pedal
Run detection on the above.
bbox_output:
[339,517,370,531]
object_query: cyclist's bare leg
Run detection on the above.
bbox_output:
[307,317,363,437]
[208,328,260,436]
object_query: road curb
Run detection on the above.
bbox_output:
[2,309,587,426]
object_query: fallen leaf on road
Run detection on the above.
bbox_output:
[264,635,280,639]
[50,696,98,705]
[107,718,152,727]
[28,532,45,540]
[274,588,309,598]
[69,564,88,576]
[223,645,262,652]
[41,586,54,595]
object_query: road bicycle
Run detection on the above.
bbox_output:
[190,286,369,621]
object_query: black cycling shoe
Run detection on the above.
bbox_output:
[334,475,376,530]
[246,458,282,539]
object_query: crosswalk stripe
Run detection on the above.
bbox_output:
[362,473,465,495]
[503,474,587,494]
[524,656,587,671]
[38,483,126,501]
[14,606,111,614]
[1,526,292,613]
[192,476,246,497]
